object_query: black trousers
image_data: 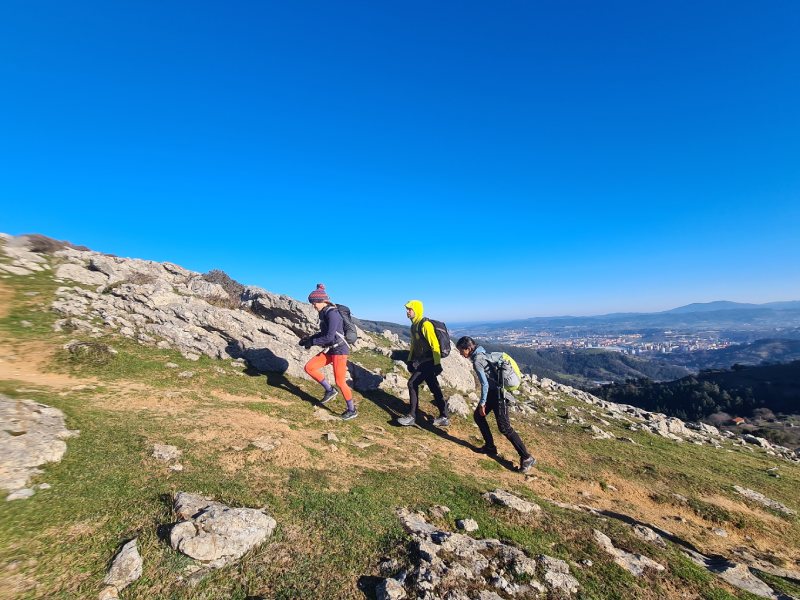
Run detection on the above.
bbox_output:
[407,361,447,418]
[474,388,530,459]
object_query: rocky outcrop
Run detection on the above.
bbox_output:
[733,486,796,516]
[375,508,580,599]
[0,395,79,499]
[169,492,277,568]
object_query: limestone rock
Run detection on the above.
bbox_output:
[593,529,665,576]
[456,519,479,532]
[483,489,541,514]
[0,395,79,492]
[152,444,182,462]
[103,539,142,592]
[446,394,469,418]
[169,492,276,566]
[733,486,796,516]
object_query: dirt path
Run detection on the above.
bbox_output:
[0,340,95,389]
[0,283,12,319]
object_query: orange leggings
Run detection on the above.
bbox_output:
[304,352,353,401]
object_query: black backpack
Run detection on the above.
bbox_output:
[335,304,358,345]
[420,317,451,358]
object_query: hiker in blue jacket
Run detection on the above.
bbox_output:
[455,336,536,473]
[299,284,357,421]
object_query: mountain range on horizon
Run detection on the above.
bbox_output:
[449,300,800,328]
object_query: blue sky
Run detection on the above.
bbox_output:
[1,1,799,322]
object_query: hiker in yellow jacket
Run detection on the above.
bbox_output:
[398,300,449,427]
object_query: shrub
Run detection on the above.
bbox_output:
[202,269,246,301]
[23,233,89,254]
[65,341,117,366]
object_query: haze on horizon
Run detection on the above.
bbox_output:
[1,1,799,323]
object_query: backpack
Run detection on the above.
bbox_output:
[420,317,451,358]
[335,304,358,345]
[486,351,522,391]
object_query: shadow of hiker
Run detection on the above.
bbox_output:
[358,388,513,466]
[224,342,290,374]
[264,371,319,405]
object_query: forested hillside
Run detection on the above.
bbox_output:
[480,343,690,388]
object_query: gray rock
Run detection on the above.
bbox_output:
[456,519,479,532]
[733,485,796,516]
[446,395,469,418]
[6,487,35,501]
[178,370,195,379]
[633,524,667,547]
[0,396,79,492]
[593,529,665,576]
[103,539,142,592]
[169,492,276,565]
[251,436,281,452]
[152,444,182,462]
[483,489,542,514]
[376,577,407,600]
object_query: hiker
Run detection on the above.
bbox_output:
[398,300,449,427]
[299,284,357,421]
[455,336,536,473]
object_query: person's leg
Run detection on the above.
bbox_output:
[494,391,531,460]
[304,352,331,388]
[332,355,355,410]
[304,352,337,402]
[474,391,498,452]
[405,367,425,419]
[422,363,448,417]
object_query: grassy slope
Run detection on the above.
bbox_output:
[1,263,799,600]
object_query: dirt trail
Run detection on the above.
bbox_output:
[0,283,12,319]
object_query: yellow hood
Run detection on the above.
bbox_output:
[405,299,424,324]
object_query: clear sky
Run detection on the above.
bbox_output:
[2,1,799,323]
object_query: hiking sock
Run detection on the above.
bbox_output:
[346,399,355,411]
[320,379,333,392]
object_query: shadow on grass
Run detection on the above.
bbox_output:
[359,388,520,471]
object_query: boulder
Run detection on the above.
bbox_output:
[169,492,276,567]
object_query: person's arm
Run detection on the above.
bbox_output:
[421,320,441,365]
[473,355,489,405]
[407,325,416,362]
[310,308,341,347]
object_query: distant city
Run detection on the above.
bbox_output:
[474,328,735,356]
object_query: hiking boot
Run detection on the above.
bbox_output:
[475,445,498,456]
[320,388,338,405]
[433,416,450,428]
[340,408,358,421]
[397,414,416,427]
[520,456,537,473]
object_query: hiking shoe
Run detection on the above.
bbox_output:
[433,416,450,428]
[475,445,498,456]
[320,388,338,405]
[340,408,358,421]
[520,456,537,473]
[397,414,416,427]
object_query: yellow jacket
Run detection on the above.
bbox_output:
[405,299,441,366]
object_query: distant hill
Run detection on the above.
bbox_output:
[479,342,691,389]
[457,301,800,340]
[654,338,800,371]
[593,360,800,425]
[354,317,409,341]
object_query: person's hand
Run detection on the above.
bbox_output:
[433,364,443,376]
[298,336,312,349]
[479,404,486,417]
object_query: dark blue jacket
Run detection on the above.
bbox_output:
[310,305,349,355]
